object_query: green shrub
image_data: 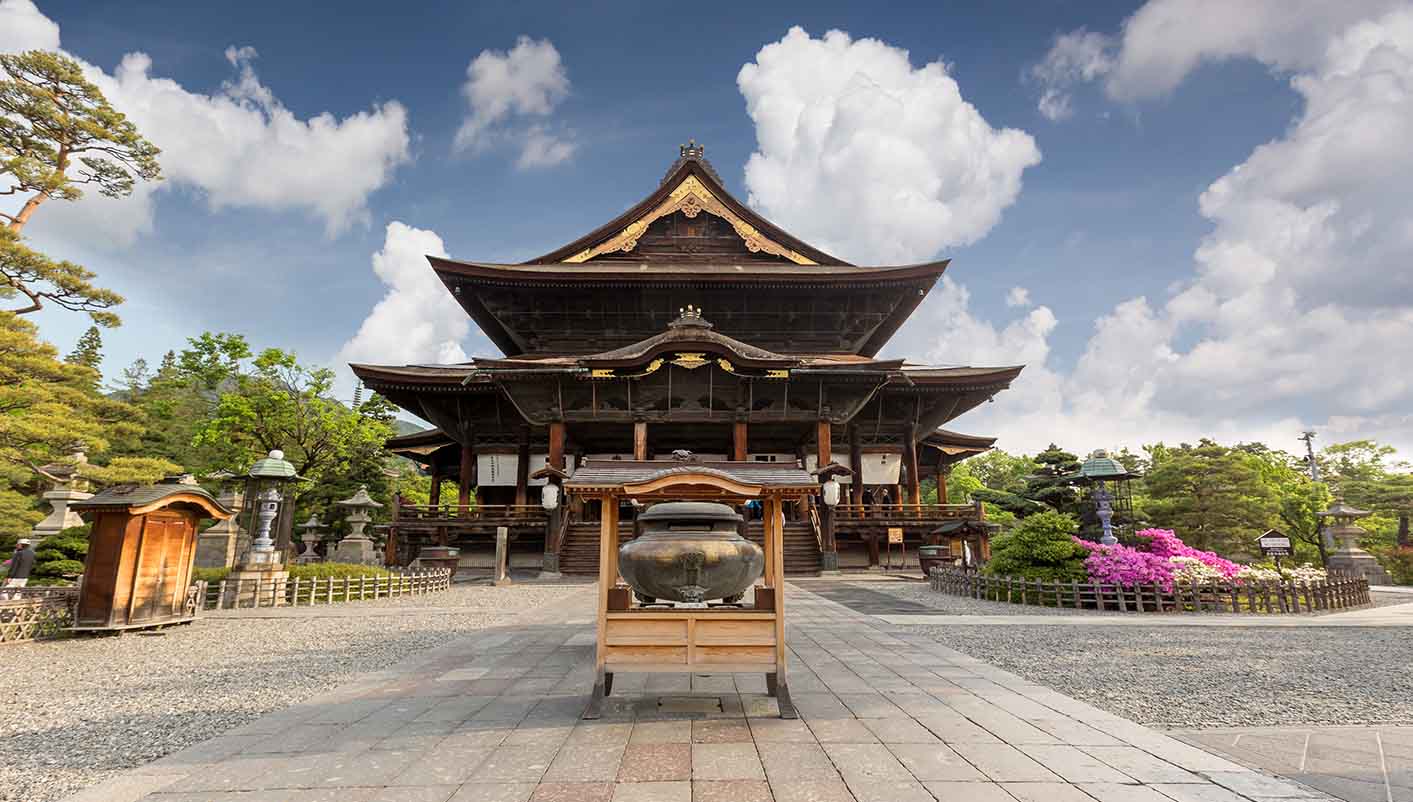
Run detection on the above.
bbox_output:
[193,566,231,584]
[983,510,1088,582]
[31,525,90,583]
[1372,547,1413,585]
[287,562,390,580]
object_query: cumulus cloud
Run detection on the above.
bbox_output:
[737,27,1041,264]
[1030,29,1114,120]
[335,221,470,374]
[980,1,1413,455]
[1005,286,1032,308]
[1,0,412,246]
[454,36,575,168]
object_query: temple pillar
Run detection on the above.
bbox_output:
[816,420,832,467]
[515,426,530,506]
[458,443,475,510]
[732,420,748,461]
[633,421,648,461]
[428,463,442,507]
[848,424,863,508]
[904,424,920,510]
[549,422,566,470]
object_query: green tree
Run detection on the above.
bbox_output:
[65,324,103,370]
[1142,440,1278,556]
[0,229,122,325]
[983,510,1087,581]
[1,50,161,233]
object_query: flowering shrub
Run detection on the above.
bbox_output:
[1137,529,1242,578]
[1070,529,1329,590]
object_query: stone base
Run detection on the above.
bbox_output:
[541,553,560,575]
[224,564,288,607]
[195,531,237,570]
[333,536,377,565]
[31,488,92,539]
[1328,550,1393,585]
[819,551,839,572]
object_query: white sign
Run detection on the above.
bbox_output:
[476,453,576,487]
[804,453,901,485]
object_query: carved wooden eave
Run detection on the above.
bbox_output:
[530,157,848,266]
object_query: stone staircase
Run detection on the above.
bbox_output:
[558,519,822,576]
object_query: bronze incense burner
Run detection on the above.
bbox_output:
[618,501,764,603]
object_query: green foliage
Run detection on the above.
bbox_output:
[1141,440,1277,556]
[193,566,230,584]
[983,510,1087,581]
[1370,547,1413,585]
[65,325,103,371]
[0,229,122,325]
[0,482,42,546]
[287,562,390,580]
[29,524,89,583]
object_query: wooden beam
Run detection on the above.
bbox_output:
[733,420,748,461]
[904,424,920,510]
[515,426,530,506]
[549,422,566,470]
[633,421,648,461]
[458,444,474,509]
[848,424,863,506]
[816,420,832,467]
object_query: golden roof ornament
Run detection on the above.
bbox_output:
[680,139,705,159]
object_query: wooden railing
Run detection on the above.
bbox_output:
[928,567,1371,614]
[0,586,79,643]
[202,568,452,610]
[834,502,981,521]
[397,504,547,523]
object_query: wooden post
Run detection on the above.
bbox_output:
[733,421,748,461]
[848,425,863,508]
[428,463,441,508]
[494,526,511,586]
[515,426,531,507]
[816,420,832,467]
[633,421,648,461]
[766,494,796,718]
[587,491,619,719]
[903,424,919,511]
[458,442,474,510]
[549,422,566,470]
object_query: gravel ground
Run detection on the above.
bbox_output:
[913,624,1413,729]
[0,583,579,802]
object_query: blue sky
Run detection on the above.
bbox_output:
[9,0,1413,457]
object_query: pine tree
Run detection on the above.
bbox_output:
[65,325,103,370]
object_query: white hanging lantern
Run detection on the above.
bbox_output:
[822,477,841,507]
[541,482,560,511]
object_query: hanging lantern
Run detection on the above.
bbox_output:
[822,477,841,507]
[541,482,561,511]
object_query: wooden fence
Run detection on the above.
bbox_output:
[202,568,452,610]
[0,587,79,643]
[929,567,1371,614]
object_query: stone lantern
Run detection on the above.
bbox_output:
[1318,497,1392,585]
[297,514,325,564]
[333,485,383,565]
[1072,450,1136,545]
[30,452,92,539]
[225,449,301,605]
[195,469,247,569]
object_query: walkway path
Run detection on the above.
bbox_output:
[1172,727,1410,802]
[66,584,1333,802]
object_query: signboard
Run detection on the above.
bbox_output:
[476,454,576,487]
[887,527,904,545]
[1256,529,1293,557]
[804,453,902,485]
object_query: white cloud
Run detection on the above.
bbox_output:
[737,27,1041,264]
[1030,29,1115,120]
[1,0,411,246]
[335,221,469,376]
[974,1,1413,456]
[1005,286,1032,308]
[0,0,57,53]
[453,36,575,169]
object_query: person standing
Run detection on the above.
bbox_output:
[5,539,36,588]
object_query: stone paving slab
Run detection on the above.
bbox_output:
[65,583,1338,802]
[1174,725,1412,802]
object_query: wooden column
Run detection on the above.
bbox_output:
[848,424,864,507]
[428,464,441,507]
[633,421,648,461]
[515,426,531,506]
[816,420,832,467]
[938,470,950,504]
[732,421,748,461]
[549,422,566,470]
[903,425,920,510]
[458,444,474,510]
[588,490,619,719]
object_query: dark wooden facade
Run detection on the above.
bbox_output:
[354,144,1023,572]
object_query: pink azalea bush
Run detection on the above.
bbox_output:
[1070,528,1316,590]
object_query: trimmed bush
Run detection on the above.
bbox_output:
[983,511,1087,582]
[287,562,390,580]
[193,566,231,584]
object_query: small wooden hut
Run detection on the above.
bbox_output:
[73,480,233,631]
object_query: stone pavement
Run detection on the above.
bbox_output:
[64,584,1334,802]
[1172,726,1411,802]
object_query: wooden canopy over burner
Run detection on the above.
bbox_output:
[564,460,816,719]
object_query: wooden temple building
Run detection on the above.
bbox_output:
[352,143,1022,575]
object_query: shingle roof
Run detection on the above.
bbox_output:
[565,459,817,491]
[74,483,232,517]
